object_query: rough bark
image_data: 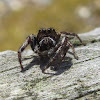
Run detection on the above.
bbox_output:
[0,28,100,100]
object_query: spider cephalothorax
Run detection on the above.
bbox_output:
[18,28,85,73]
[37,28,60,51]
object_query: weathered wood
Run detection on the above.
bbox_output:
[0,28,100,100]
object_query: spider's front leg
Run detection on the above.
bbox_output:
[42,37,70,73]
[42,36,79,73]
[42,43,61,73]
[18,34,36,71]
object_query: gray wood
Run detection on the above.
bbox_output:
[0,28,100,100]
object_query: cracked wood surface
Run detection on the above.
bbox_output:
[0,28,100,100]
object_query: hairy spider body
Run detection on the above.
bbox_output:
[18,28,85,73]
[36,28,60,52]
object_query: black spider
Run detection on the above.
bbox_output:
[18,28,85,73]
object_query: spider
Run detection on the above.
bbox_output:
[18,28,85,73]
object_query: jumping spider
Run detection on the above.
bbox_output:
[18,28,85,73]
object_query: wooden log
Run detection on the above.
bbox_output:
[0,28,100,100]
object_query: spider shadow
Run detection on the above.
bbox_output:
[42,57,73,75]
[21,54,73,76]
[21,56,40,72]
[21,55,50,73]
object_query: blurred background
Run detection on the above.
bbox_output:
[0,0,100,51]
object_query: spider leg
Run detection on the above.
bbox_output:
[42,37,69,73]
[49,42,61,56]
[67,41,78,60]
[52,46,69,71]
[60,32,86,46]
[42,47,62,73]
[18,34,36,71]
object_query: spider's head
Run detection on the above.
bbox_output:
[37,28,60,51]
[39,36,56,51]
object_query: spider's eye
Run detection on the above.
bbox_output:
[47,28,51,33]
[42,29,46,33]
[39,29,42,33]
[52,28,55,32]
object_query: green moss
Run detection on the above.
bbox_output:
[22,76,51,92]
